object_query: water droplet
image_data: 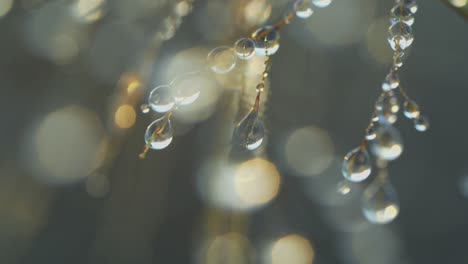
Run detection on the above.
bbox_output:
[312,0,332,8]
[366,126,377,140]
[388,22,414,51]
[140,104,150,114]
[362,176,400,224]
[148,85,175,113]
[414,115,429,132]
[376,92,399,124]
[403,100,420,119]
[337,180,351,195]
[397,0,418,13]
[390,5,415,26]
[207,46,237,74]
[234,38,256,60]
[381,72,400,91]
[342,147,372,182]
[251,26,280,56]
[371,125,404,161]
[294,0,313,19]
[233,108,264,151]
[170,72,202,106]
[144,117,174,150]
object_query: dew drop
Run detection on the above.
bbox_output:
[234,38,256,60]
[390,5,415,26]
[207,46,237,74]
[312,0,332,8]
[170,72,202,106]
[251,26,280,56]
[371,125,404,161]
[414,115,429,132]
[337,180,351,195]
[366,126,377,141]
[144,117,174,150]
[362,175,400,224]
[140,104,150,114]
[397,0,418,14]
[387,22,414,51]
[381,72,400,91]
[148,85,175,113]
[294,0,313,19]
[233,108,265,151]
[342,147,372,182]
[403,100,420,119]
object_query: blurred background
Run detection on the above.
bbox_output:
[1,0,468,263]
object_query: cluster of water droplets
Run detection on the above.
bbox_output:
[340,0,428,224]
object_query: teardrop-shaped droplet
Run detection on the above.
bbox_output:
[371,125,404,161]
[251,26,280,56]
[170,72,202,106]
[414,115,429,132]
[366,126,377,140]
[362,176,400,224]
[342,147,372,182]
[294,0,313,19]
[144,117,174,150]
[148,85,175,113]
[234,38,256,60]
[403,100,420,119]
[390,5,415,26]
[387,22,414,51]
[207,46,237,74]
[233,108,264,151]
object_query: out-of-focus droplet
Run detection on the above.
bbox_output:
[312,0,332,8]
[381,72,400,91]
[403,100,420,119]
[388,22,414,51]
[376,91,399,124]
[148,85,175,113]
[397,0,418,13]
[294,0,313,19]
[234,38,256,60]
[390,5,415,26]
[362,175,400,224]
[140,104,150,114]
[337,180,351,195]
[233,108,264,151]
[342,147,372,182]
[144,117,174,150]
[371,125,403,161]
[207,46,237,74]
[414,115,429,132]
[251,26,280,56]
[170,72,202,106]
[366,126,377,141]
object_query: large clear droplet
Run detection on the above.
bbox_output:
[371,125,404,161]
[362,175,400,224]
[251,26,280,56]
[170,72,202,106]
[233,108,264,151]
[342,147,372,182]
[234,38,256,60]
[397,0,418,13]
[144,117,174,150]
[148,85,175,113]
[390,5,415,26]
[312,0,332,8]
[294,0,313,19]
[387,22,414,51]
[207,46,237,74]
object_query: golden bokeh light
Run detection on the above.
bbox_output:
[234,158,281,207]
[114,104,136,129]
[270,234,315,264]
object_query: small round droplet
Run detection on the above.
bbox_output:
[251,26,280,56]
[312,0,332,8]
[403,100,420,119]
[376,92,399,124]
[234,38,256,60]
[140,104,150,114]
[382,72,400,91]
[397,0,418,14]
[144,117,174,150]
[390,5,415,26]
[414,115,429,132]
[207,46,237,74]
[371,125,404,161]
[388,22,414,51]
[294,0,313,19]
[362,176,400,224]
[366,126,377,140]
[148,85,175,113]
[337,180,351,195]
[233,108,265,151]
[170,72,202,106]
[342,147,372,182]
